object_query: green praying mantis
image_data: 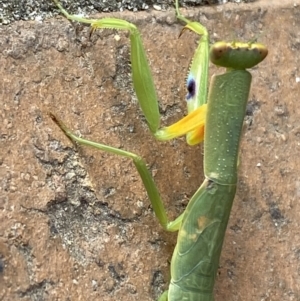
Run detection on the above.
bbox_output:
[51,0,268,300]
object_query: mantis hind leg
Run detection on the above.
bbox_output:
[49,113,183,232]
[158,290,168,301]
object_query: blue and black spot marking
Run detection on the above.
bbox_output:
[186,74,196,101]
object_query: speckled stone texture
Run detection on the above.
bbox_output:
[1,0,300,300]
[0,0,255,24]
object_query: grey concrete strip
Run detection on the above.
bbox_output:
[1,0,260,24]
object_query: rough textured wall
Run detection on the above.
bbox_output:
[1,0,300,300]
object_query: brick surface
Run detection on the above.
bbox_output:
[1,1,300,300]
